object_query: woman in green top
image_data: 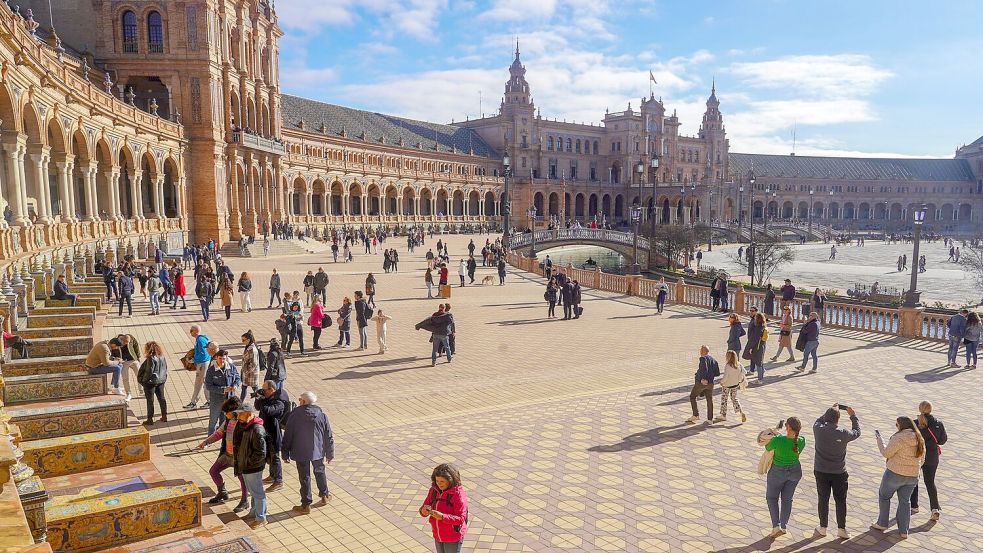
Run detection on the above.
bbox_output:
[765,417,805,537]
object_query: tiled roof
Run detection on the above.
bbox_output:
[280,95,496,158]
[970,135,983,147]
[729,152,975,182]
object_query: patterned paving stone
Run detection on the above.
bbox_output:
[104,234,981,552]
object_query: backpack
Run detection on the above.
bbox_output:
[255,344,268,373]
[280,400,296,427]
[364,307,374,320]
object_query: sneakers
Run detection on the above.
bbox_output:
[931,509,941,520]
[869,523,887,532]
[266,482,284,492]
[815,527,827,537]
[685,415,700,424]
[949,362,959,368]
[899,533,908,539]
[183,402,197,410]
[712,416,727,423]
[247,518,267,529]
[770,527,786,537]
[111,388,127,396]
[292,504,311,514]
[314,494,331,507]
[836,528,850,539]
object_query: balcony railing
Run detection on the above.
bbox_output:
[232,131,286,155]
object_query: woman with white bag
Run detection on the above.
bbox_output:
[758,417,804,538]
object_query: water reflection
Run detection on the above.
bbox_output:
[540,246,627,274]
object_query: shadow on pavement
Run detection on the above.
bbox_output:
[587,422,711,452]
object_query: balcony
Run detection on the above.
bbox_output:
[231,131,286,155]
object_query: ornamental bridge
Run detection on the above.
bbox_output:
[509,228,652,267]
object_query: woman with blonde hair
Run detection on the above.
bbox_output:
[911,401,947,520]
[871,416,926,538]
[237,271,253,312]
[714,350,747,423]
[771,305,796,362]
[218,273,234,320]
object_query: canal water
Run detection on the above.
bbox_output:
[539,245,627,273]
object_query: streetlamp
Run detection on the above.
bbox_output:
[649,155,659,240]
[737,183,745,242]
[904,204,927,307]
[636,158,645,227]
[629,204,643,274]
[502,151,512,249]
[527,205,538,258]
[808,188,814,237]
[747,168,756,278]
[708,186,714,251]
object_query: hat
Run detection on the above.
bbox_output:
[234,406,257,416]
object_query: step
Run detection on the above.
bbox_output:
[0,355,88,377]
[26,313,95,329]
[42,297,103,309]
[100,514,259,553]
[10,336,94,359]
[7,396,128,440]
[44,461,201,552]
[21,426,150,478]
[2,371,107,404]
[28,305,98,318]
[17,326,92,340]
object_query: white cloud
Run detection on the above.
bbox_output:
[729,54,893,97]
[277,0,447,41]
[279,66,339,93]
[481,0,559,20]
[277,0,358,34]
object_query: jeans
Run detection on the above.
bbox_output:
[207,393,226,435]
[143,384,167,421]
[239,385,259,402]
[297,458,329,505]
[434,540,463,553]
[118,293,133,316]
[242,470,267,522]
[547,301,556,317]
[426,282,433,298]
[105,280,117,301]
[656,292,666,313]
[199,298,210,321]
[358,326,368,349]
[89,364,123,389]
[208,455,246,496]
[750,345,766,379]
[766,463,802,529]
[270,289,281,307]
[877,469,918,533]
[459,275,465,286]
[337,330,350,346]
[689,382,714,419]
[432,335,451,363]
[149,292,160,313]
[799,340,819,370]
[911,463,939,511]
[947,336,961,364]
[267,449,283,483]
[815,471,849,529]
[966,341,978,365]
[563,303,573,319]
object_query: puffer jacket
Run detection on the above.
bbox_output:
[233,416,267,476]
[879,428,924,477]
[420,484,469,543]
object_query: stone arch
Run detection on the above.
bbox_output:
[229,89,241,129]
[614,194,624,219]
[588,194,599,217]
[94,138,115,218]
[0,84,18,132]
[874,202,888,220]
[767,199,778,218]
[420,187,433,216]
[468,190,481,216]
[367,183,381,216]
[330,180,344,215]
[829,202,840,219]
[781,200,794,219]
[162,155,180,218]
[940,203,954,221]
[959,203,972,222]
[662,197,672,224]
[261,102,272,137]
[349,182,363,215]
[140,150,157,217]
[575,193,585,217]
[843,202,855,219]
[435,188,449,216]
[386,185,399,216]
[292,176,307,216]
[402,186,416,215]
[797,201,808,219]
[601,194,611,217]
[812,201,824,219]
[890,202,903,221]
[312,178,327,216]
[452,189,464,216]
[548,192,559,219]
[533,192,544,216]
[484,191,495,216]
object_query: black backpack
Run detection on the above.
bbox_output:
[255,344,268,373]
[280,400,297,427]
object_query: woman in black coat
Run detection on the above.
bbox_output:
[912,401,947,519]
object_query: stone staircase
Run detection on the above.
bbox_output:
[0,265,262,551]
[220,237,321,258]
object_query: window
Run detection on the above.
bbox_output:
[148,11,164,53]
[566,138,572,152]
[593,141,599,155]
[576,139,581,153]
[122,11,138,53]
[548,136,554,151]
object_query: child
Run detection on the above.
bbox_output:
[196,397,249,513]
[370,308,392,354]
[419,464,468,552]
[275,314,289,346]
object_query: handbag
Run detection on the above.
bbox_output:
[927,427,943,456]
[322,314,333,328]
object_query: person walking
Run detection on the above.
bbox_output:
[308,297,325,349]
[117,271,135,317]
[265,339,287,391]
[946,308,968,367]
[354,291,370,351]
[458,259,466,287]
[654,277,669,314]
[871,417,926,539]
[195,276,213,321]
[685,346,719,425]
[727,312,746,356]
[714,349,747,423]
[813,405,861,539]
[497,258,507,285]
[184,326,211,409]
[467,256,477,284]
[336,297,352,347]
[268,269,282,309]
[365,273,377,308]
[172,266,187,309]
[545,280,558,318]
[197,397,249,513]
[370,308,392,354]
[964,311,980,368]
[286,301,305,355]
[255,380,288,492]
[764,283,776,317]
[233,406,268,529]
[911,401,947,521]
[419,463,470,553]
[239,331,262,401]
[147,271,161,315]
[136,341,168,425]
[238,272,253,312]
[282,391,335,514]
[796,312,821,373]
[204,349,241,435]
[313,268,329,304]
[219,273,235,320]
[771,306,796,362]
[764,417,804,537]
[745,312,769,382]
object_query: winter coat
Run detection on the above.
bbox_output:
[313,271,329,291]
[337,303,352,331]
[281,404,334,462]
[365,275,376,295]
[917,415,947,467]
[308,302,325,329]
[232,416,267,476]
[240,343,261,389]
[355,299,369,328]
[204,361,240,398]
[219,281,234,306]
[255,388,289,452]
[174,272,186,296]
[421,484,469,543]
[136,355,168,387]
[878,428,924,477]
[237,278,252,293]
[265,347,286,383]
[727,321,746,353]
[269,273,281,291]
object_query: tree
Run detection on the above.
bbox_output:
[651,224,709,269]
[730,236,796,286]
[959,240,983,304]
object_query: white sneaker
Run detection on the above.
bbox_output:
[815,527,827,537]
[837,528,850,539]
[869,523,887,532]
[713,416,727,423]
[931,509,941,520]
[112,388,126,396]
[685,415,700,424]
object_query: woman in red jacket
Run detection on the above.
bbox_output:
[419,463,468,553]
[172,266,187,309]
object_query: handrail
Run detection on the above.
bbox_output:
[510,228,649,250]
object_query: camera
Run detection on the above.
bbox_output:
[249,391,261,399]
[838,404,851,411]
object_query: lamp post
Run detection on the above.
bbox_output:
[808,188,814,237]
[527,205,538,258]
[737,183,745,242]
[904,204,927,307]
[502,151,512,250]
[636,158,645,228]
[630,204,643,274]
[649,155,659,240]
[747,169,756,278]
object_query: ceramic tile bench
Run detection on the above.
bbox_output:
[2,372,107,404]
[21,427,150,478]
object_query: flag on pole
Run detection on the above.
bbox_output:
[649,70,657,84]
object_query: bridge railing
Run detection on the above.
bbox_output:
[506,251,951,342]
[510,228,649,250]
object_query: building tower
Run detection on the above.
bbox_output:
[699,81,729,182]
[499,43,536,163]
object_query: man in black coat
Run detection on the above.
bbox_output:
[254,380,289,491]
[561,280,575,320]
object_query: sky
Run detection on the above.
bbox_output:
[275,0,983,158]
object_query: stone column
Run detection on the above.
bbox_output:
[3,142,29,226]
[29,153,52,223]
[152,176,164,218]
[130,171,144,219]
[56,160,75,221]
[84,164,99,220]
[16,147,32,225]
[106,169,122,220]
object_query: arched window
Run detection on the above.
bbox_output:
[566,138,572,152]
[576,139,581,153]
[122,10,138,53]
[547,136,554,151]
[147,11,164,53]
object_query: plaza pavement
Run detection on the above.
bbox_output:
[701,240,979,308]
[104,234,981,552]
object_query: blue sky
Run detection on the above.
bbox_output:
[276,0,982,158]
